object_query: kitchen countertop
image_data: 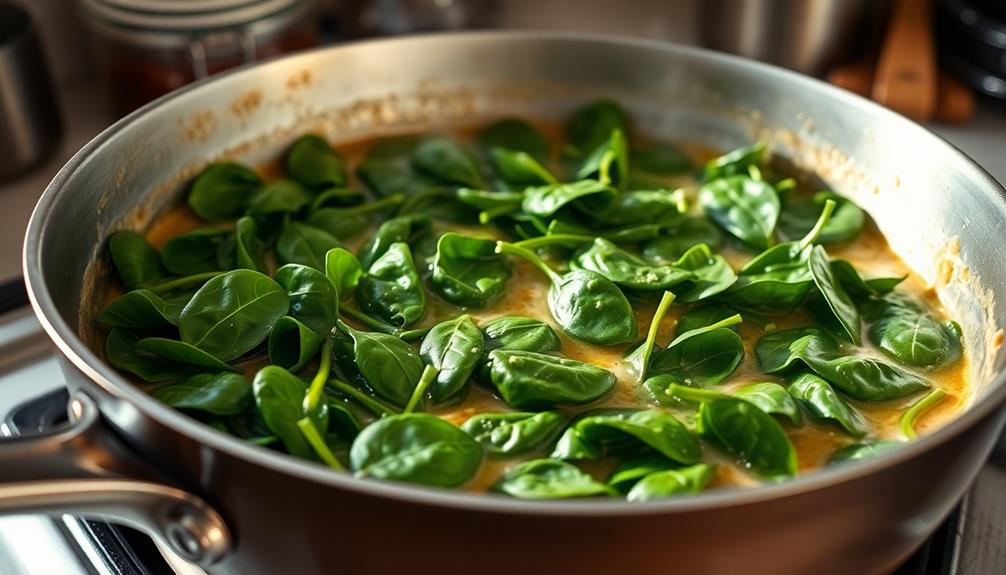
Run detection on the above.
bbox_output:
[1,68,1004,284]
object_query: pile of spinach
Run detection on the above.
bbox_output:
[98,100,962,500]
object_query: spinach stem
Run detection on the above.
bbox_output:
[798,198,837,251]
[666,383,729,403]
[339,308,395,334]
[338,309,430,341]
[296,417,345,471]
[899,388,948,440]
[513,234,595,251]
[328,378,398,417]
[398,188,454,215]
[495,241,561,284]
[637,291,676,383]
[666,314,744,347]
[336,193,405,216]
[146,271,223,295]
[598,149,617,185]
[404,365,439,414]
[478,204,520,224]
[303,338,332,415]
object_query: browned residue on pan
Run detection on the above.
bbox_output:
[230,89,263,122]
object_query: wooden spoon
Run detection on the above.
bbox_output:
[872,0,938,121]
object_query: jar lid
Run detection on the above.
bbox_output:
[80,0,307,33]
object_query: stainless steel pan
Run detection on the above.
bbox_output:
[9,32,1006,575]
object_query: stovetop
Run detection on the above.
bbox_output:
[0,300,1004,574]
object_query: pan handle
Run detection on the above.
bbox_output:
[0,390,231,568]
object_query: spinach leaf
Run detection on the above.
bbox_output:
[305,195,401,241]
[268,316,323,372]
[350,413,482,487]
[734,382,802,426]
[754,327,931,400]
[494,458,612,499]
[497,240,637,345]
[461,411,565,456]
[699,175,780,249]
[626,464,716,502]
[670,244,737,302]
[253,365,313,458]
[247,180,312,220]
[152,372,252,415]
[488,349,615,409]
[788,372,868,436]
[565,99,629,158]
[829,440,901,465]
[105,329,192,382]
[809,245,861,344]
[430,233,512,308]
[701,142,764,182]
[866,292,962,369]
[356,214,432,269]
[574,410,701,464]
[482,316,561,353]
[606,455,677,493]
[831,259,904,300]
[725,199,836,310]
[285,135,346,189]
[411,137,484,188]
[478,118,549,161]
[647,315,744,387]
[550,426,602,460]
[779,191,864,246]
[575,128,629,186]
[309,187,366,210]
[234,216,264,272]
[161,228,229,275]
[178,269,289,361]
[488,148,557,186]
[134,338,237,373]
[571,238,692,290]
[419,315,485,402]
[108,231,166,289]
[632,143,693,176]
[456,188,523,215]
[592,189,687,227]
[694,392,797,480]
[357,242,426,328]
[188,162,262,220]
[276,221,340,271]
[641,217,723,263]
[98,289,178,329]
[324,247,363,300]
[807,354,930,401]
[521,180,616,218]
[335,320,424,407]
[274,263,338,336]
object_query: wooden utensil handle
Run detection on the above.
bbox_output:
[872,0,937,121]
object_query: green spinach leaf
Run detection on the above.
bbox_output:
[809,245,861,344]
[178,269,289,361]
[161,227,229,275]
[430,233,512,308]
[478,118,549,161]
[565,99,629,158]
[253,365,313,458]
[699,175,780,249]
[188,163,262,220]
[274,263,338,336]
[494,458,612,499]
[335,320,424,407]
[488,349,615,409]
[734,382,802,426]
[276,221,340,271]
[788,372,868,436]
[626,464,716,502]
[701,142,764,182]
[98,289,178,329]
[357,242,426,328]
[866,292,962,369]
[411,137,484,188]
[419,315,485,402]
[462,411,565,456]
[152,372,252,415]
[268,316,323,372]
[108,231,166,289]
[574,410,701,464]
[135,338,237,373]
[350,413,482,487]
[285,135,346,189]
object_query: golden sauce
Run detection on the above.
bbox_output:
[129,123,969,492]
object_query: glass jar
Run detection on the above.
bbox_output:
[80,0,318,115]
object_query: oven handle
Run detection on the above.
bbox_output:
[0,390,231,568]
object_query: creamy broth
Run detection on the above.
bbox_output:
[126,119,967,494]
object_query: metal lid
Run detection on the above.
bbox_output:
[79,0,307,33]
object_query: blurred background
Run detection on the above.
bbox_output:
[0,1,1005,573]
